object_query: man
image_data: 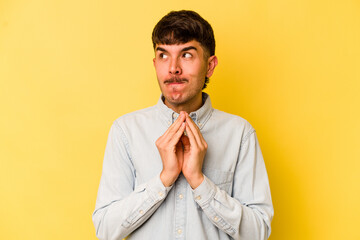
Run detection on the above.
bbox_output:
[93,10,273,240]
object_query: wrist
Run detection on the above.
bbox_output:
[186,173,204,189]
[160,170,178,187]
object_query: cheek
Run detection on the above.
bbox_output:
[192,66,207,79]
[184,62,203,76]
[155,64,167,78]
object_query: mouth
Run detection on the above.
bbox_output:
[164,77,188,85]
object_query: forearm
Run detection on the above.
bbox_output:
[192,176,273,240]
[93,174,172,240]
[93,121,173,239]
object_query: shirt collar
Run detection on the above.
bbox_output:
[156,92,214,130]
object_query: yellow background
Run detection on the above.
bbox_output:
[1,0,359,239]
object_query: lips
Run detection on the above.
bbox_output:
[167,81,186,85]
[164,77,188,85]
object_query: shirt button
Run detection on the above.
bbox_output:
[178,194,183,199]
[158,191,164,197]
[167,121,171,125]
[198,122,202,126]
[196,196,201,200]
[177,229,182,234]
[139,210,144,214]
[214,216,219,221]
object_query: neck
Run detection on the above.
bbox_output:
[164,93,203,114]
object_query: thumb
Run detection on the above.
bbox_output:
[176,141,183,152]
[181,135,190,152]
[176,141,184,166]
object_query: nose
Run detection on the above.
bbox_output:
[169,58,182,75]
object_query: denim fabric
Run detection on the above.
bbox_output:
[93,93,273,240]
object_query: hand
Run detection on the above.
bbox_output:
[156,111,186,187]
[181,113,207,189]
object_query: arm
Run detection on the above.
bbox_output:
[92,121,172,240]
[192,130,274,240]
[93,112,187,240]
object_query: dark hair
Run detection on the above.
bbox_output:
[152,10,215,89]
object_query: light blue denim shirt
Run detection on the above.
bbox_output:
[93,93,273,240]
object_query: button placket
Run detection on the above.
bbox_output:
[171,112,179,124]
[174,174,187,239]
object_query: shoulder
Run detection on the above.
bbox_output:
[113,105,158,127]
[211,108,255,140]
[212,109,253,128]
[107,105,159,142]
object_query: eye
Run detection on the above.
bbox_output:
[159,53,168,59]
[183,52,192,58]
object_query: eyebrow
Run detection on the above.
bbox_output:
[181,46,197,52]
[155,47,168,52]
[155,46,198,52]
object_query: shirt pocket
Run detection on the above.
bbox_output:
[202,168,234,194]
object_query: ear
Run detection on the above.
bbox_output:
[153,57,156,67]
[206,55,218,78]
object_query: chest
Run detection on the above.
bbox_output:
[127,123,241,194]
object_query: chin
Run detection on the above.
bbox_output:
[164,94,187,105]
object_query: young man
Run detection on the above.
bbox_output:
[93,10,273,240]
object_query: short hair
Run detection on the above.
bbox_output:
[152,10,216,89]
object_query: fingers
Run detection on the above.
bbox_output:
[169,122,186,146]
[181,135,190,147]
[158,111,207,152]
[181,133,190,153]
[185,114,206,146]
[184,121,198,148]
[185,117,201,146]
[158,112,186,146]
[164,111,186,136]
[176,141,184,165]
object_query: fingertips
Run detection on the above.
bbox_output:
[180,111,187,121]
[173,112,185,128]
[185,114,197,131]
[176,111,186,123]
[185,113,197,127]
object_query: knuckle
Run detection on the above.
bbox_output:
[156,141,166,150]
[200,144,207,151]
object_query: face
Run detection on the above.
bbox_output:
[153,40,217,109]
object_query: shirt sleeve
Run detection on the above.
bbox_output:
[192,129,274,240]
[92,121,172,240]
